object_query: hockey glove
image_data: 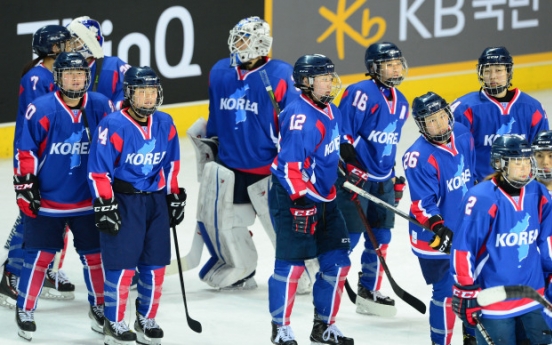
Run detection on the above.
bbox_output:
[452,283,482,327]
[290,197,317,235]
[393,176,406,206]
[14,174,41,218]
[167,187,186,227]
[345,163,368,201]
[428,214,453,254]
[93,197,122,236]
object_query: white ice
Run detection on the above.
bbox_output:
[0,89,551,345]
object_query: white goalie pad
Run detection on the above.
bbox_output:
[247,176,276,247]
[198,162,258,288]
[187,118,218,182]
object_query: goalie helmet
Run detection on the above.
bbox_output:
[32,25,71,58]
[411,91,454,143]
[364,42,408,87]
[124,66,163,118]
[491,134,536,188]
[67,16,104,59]
[531,130,552,180]
[228,16,273,67]
[293,54,341,104]
[53,52,91,99]
[477,46,513,96]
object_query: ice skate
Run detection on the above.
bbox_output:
[89,304,104,334]
[355,279,397,317]
[310,319,353,345]
[271,322,297,345]
[16,307,36,341]
[40,268,75,300]
[134,309,163,345]
[104,319,137,345]
[220,272,257,291]
[0,268,17,309]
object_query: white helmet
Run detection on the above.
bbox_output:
[227,16,272,67]
[67,16,104,59]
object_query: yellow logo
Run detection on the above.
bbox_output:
[317,0,386,60]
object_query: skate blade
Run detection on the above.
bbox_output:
[104,334,137,345]
[219,278,258,291]
[40,287,75,301]
[90,319,103,334]
[136,332,162,345]
[18,329,33,341]
[0,294,16,309]
[355,296,397,317]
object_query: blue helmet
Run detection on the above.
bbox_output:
[293,54,341,104]
[411,92,453,143]
[364,42,407,87]
[491,134,536,188]
[32,25,71,57]
[477,46,513,96]
[532,130,552,180]
[53,52,90,99]
[67,16,104,59]
[124,66,164,117]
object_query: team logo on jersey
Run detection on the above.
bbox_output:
[324,124,340,157]
[446,155,471,195]
[483,118,517,146]
[124,138,166,174]
[220,84,259,127]
[49,129,88,170]
[495,213,537,264]
[367,120,398,162]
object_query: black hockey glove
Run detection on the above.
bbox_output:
[167,188,186,227]
[393,176,406,207]
[428,214,453,254]
[452,283,482,327]
[14,174,41,218]
[93,197,122,236]
[345,163,368,201]
[290,197,317,235]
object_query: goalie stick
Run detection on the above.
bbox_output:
[348,198,426,314]
[477,285,552,311]
[165,227,204,276]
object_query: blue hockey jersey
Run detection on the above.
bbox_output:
[451,178,552,318]
[403,123,476,259]
[207,57,300,175]
[15,91,114,216]
[338,79,409,181]
[451,89,549,182]
[88,56,130,110]
[88,108,181,200]
[271,94,341,202]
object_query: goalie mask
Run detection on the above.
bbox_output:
[53,52,91,100]
[411,91,454,144]
[124,66,163,118]
[477,46,513,96]
[32,25,71,58]
[491,134,536,189]
[365,42,408,87]
[293,54,341,104]
[67,16,104,59]
[532,130,552,181]
[228,16,273,67]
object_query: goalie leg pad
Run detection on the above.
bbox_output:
[197,163,258,288]
[187,118,218,182]
[247,176,276,247]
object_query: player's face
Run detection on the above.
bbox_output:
[379,59,404,82]
[535,151,552,173]
[132,87,158,109]
[61,69,86,91]
[481,64,508,88]
[506,157,532,182]
[312,74,333,97]
[423,110,450,142]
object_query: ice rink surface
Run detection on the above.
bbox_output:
[0,89,551,344]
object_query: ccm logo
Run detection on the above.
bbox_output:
[14,183,33,190]
[94,205,118,212]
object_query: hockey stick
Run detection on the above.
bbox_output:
[351,199,426,314]
[472,314,496,345]
[165,226,204,275]
[477,285,552,311]
[171,226,202,333]
[259,69,281,115]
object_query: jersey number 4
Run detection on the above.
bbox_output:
[98,126,109,145]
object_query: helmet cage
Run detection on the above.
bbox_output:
[414,106,454,143]
[304,72,342,104]
[532,131,552,180]
[228,17,273,67]
[53,52,91,99]
[126,85,163,118]
[368,56,408,87]
[477,63,513,96]
[492,155,537,188]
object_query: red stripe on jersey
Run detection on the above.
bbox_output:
[428,154,440,180]
[411,200,431,226]
[167,159,182,193]
[168,124,177,141]
[464,108,473,126]
[488,203,498,218]
[19,84,24,96]
[41,197,93,210]
[539,195,548,222]
[111,71,118,93]
[49,83,54,92]
[453,250,474,286]
[110,132,124,153]
[341,88,349,99]
[90,172,114,199]
[274,79,287,104]
[315,120,326,151]
[370,104,379,114]
[532,110,544,127]
[39,115,50,132]
[17,151,38,176]
[285,162,306,199]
